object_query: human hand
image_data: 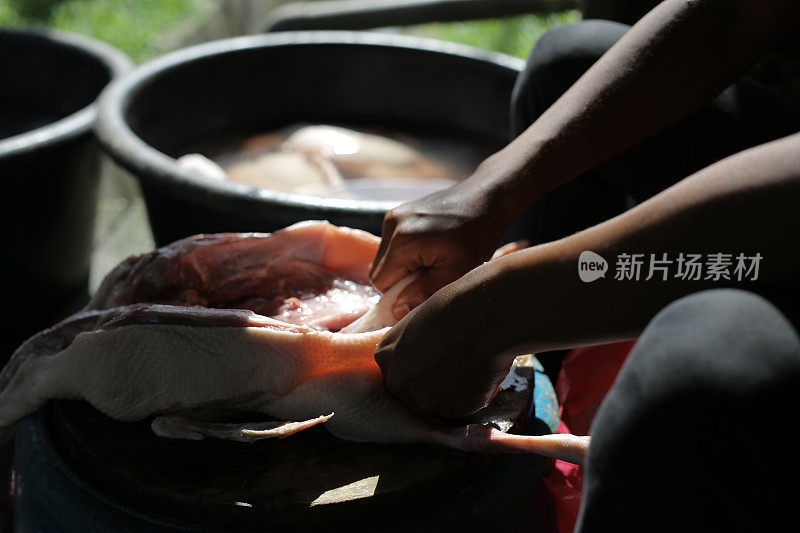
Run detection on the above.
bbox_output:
[374,264,519,418]
[369,180,510,318]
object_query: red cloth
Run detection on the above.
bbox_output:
[542,341,636,533]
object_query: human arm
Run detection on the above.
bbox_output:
[371,0,800,312]
[375,132,800,417]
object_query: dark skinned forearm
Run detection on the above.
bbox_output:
[467,0,800,225]
[471,133,800,357]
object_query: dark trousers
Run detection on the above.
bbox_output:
[510,21,800,531]
[579,289,800,532]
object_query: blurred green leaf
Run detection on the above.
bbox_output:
[405,10,581,58]
[0,0,210,62]
[1,2,580,62]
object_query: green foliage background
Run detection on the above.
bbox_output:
[406,10,580,59]
[1,0,578,62]
[0,0,210,62]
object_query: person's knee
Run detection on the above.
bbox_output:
[589,288,800,457]
[579,290,800,530]
[588,288,799,445]
[511,20,629,132]
[635,289,800,393]
[527,19,628,76]
[577,289,800,531]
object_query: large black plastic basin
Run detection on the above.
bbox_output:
[0,28,131,358]
[95,31,524,245]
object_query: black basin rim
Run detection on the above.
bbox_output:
[95,31,525,216]
[0,28,132,157]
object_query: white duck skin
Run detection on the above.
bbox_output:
[0,221,589,464]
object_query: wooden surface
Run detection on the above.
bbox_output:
[49,358,539,530]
